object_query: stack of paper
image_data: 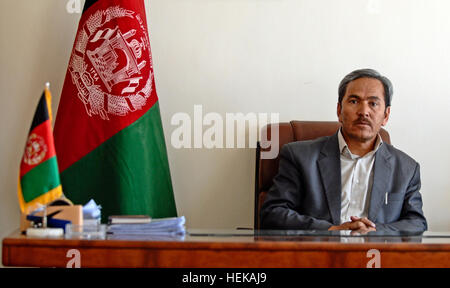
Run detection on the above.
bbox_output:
[107,216,186,237]
[107,233,185,241]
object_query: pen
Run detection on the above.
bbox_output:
[43,206,47,228]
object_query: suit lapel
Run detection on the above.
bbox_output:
[318,133,341,225]
[368,144,393,222]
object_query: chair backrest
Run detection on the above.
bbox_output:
[254,121,391,229]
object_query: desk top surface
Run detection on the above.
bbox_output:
[4,229,450,248]
[4,229,450,268]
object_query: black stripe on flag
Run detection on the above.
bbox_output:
[29,92,49,132]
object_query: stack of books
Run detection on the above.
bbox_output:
[107,215,186,240]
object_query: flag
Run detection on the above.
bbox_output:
[54,0,177,222]
[18,84,63,213]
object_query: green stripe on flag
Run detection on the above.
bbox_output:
[21,156,61,203]
[61,102,177,222]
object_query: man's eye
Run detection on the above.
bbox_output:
[370,102,378,107]
[349,99,357,104]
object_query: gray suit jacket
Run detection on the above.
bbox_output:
[260,132,427,232]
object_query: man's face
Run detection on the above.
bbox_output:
[337,77,390,143]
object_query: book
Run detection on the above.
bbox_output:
[108,215,152,224]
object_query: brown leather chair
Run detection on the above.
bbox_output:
[254,121,391,229]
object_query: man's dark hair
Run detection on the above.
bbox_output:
[338,68,393,108]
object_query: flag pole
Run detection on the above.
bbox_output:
[44,82,53,124]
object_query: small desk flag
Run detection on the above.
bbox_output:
[18,84,63,213]
[54,0,177,222]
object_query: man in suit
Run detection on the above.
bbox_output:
[260,69,427,233]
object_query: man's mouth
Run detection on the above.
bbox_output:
[354,120,371,127]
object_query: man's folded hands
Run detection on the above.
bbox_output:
[328,216,377,235]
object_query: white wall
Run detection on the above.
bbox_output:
[1,0,450,262]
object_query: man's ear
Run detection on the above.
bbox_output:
[382,106,391,126]
[337,102,342,123]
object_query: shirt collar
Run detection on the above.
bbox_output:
[338,128,383,158]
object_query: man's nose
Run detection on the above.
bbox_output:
[357,102,370,117]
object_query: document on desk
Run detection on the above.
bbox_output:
[108,216,186,236]
[107,233,185,241]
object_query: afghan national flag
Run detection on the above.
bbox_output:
[18,85,63,213]
[54,0,177,222]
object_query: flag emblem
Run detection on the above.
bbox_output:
[23,133,48,166]
[69,5,153,120]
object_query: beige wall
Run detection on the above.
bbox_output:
[2,0,450,265]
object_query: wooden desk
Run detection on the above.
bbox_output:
[3,230,450,268]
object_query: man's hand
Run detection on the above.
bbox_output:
[328,216,376,234]
[349,216,376,235]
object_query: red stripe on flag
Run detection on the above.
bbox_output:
[20,119,56,177]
